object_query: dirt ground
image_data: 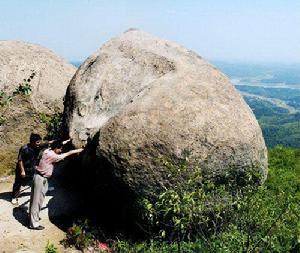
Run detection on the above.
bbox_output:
[0,175,83,253]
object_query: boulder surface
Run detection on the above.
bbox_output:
[64,29,268,200]
[0,40,76,112]
[0,41,76,174]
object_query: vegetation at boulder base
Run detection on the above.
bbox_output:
[63,146,299,253]
[63,219,94,250]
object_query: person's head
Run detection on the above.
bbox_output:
[29,133,42,148]
[50,140,63,154]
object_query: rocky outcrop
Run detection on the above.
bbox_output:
[0,41,76,174]
[64,29,268,201]
[0,40,76,112]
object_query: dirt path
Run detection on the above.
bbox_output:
[0,176,82,253]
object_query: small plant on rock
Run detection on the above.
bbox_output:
[14,82,32,95]
[13,71,35,95]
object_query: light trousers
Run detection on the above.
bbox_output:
[29,173,48,228]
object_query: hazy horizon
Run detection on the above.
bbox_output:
[1,0,300,64]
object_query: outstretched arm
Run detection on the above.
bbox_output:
[52,148,84,163]
[63,148,83,158]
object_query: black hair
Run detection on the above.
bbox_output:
[50,140,63,150]
[30,133,42,143]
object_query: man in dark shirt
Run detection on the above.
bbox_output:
[11,133,46,205]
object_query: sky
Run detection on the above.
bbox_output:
[0,0,299,63]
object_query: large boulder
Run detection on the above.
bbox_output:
[0,41,76,174]
[64,29,267,201]
[0,40,76,112]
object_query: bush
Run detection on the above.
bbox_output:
[14,82,32,95]
[13,71,35,96]
[39,112,63,140]
[45,241,58,253]
[134,147,300,252]
[63,220,94,250]
[63,147,299,252]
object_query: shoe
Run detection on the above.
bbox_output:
[11,198,18,205]
[29,225,45,230]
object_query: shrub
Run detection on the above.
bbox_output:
[13,71,35,95]
[39,112,63,140]
[64,147,299,253]
[64,220,94,250]
[136,147,299,252]
[14,82,32,95]
[45,241,58,253]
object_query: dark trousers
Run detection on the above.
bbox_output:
[12,167,33,199]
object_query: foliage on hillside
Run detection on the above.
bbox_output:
[260,114,300,148]
[110,146,299,253]
[243,96,300,148]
